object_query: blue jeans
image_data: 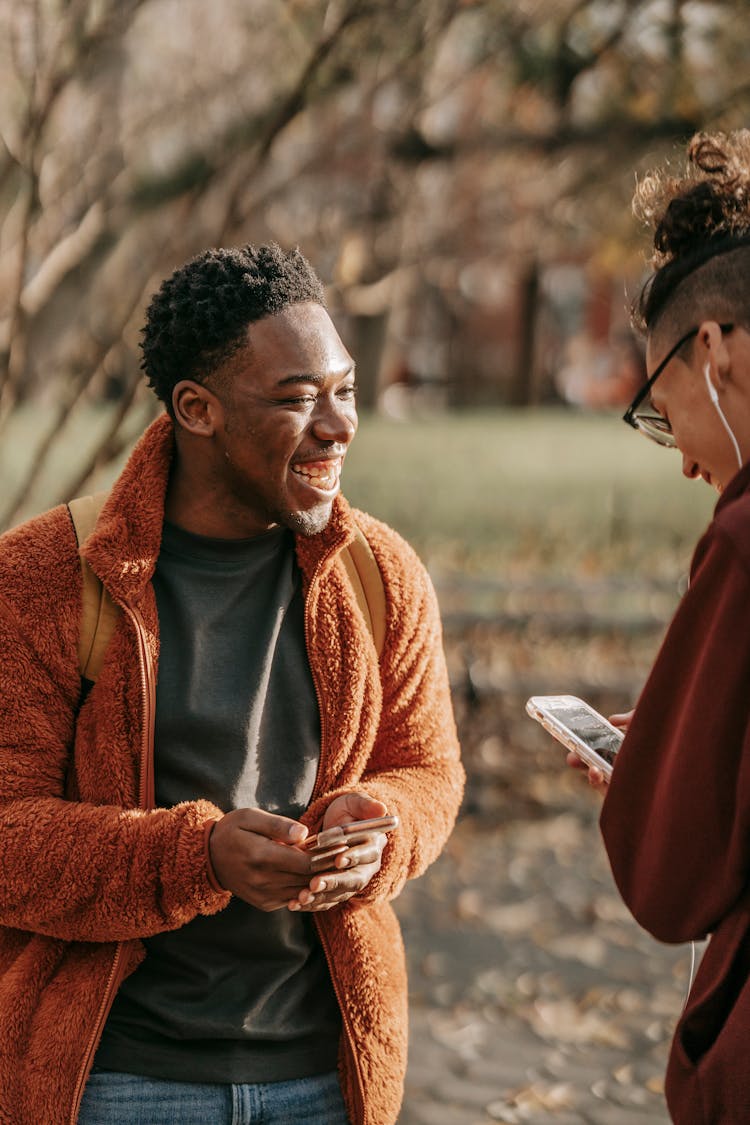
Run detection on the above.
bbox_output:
[77,1069,349,1124]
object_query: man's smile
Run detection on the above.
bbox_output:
[291,457,343,494]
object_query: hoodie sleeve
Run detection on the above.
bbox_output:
[323,519,465,906]
[600,522,750,944]
[0,509,231,943]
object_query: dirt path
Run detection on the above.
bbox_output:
[394,677,692,1125]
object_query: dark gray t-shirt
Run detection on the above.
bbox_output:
[96,521,340,1082]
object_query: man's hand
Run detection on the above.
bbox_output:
[208,808,313,911]
[289,792,390,913]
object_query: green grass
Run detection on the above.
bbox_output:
[342,408,715,577]
[3,404,716,579]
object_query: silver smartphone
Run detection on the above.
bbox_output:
[301,815,399,872]
[525,694,624,780]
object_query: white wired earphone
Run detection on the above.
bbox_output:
[684,939,698,1011]
[704,362,743,469]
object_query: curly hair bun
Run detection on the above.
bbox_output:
[634,130,750,267]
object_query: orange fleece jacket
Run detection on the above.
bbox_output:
[0,414,464,1125]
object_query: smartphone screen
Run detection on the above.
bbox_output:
[526,694,624,776]
[551,698,622,767]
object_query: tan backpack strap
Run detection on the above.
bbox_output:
[341,527,387,660]
[68,492,119,683]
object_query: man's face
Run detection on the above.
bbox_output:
[210,301,358,536]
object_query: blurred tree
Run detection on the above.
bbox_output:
[0,0,748,526]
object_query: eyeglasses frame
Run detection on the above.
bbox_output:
[623,322,735,437]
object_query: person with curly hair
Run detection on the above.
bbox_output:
[0,242,464,1124]
[582,131,750,1123]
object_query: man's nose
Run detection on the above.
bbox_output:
[311,397,357,444]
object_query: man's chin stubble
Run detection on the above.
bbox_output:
[281,505,332,537]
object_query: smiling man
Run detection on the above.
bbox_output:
[0,244,464,1125]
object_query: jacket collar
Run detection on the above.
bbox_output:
[714,458,750,517]
[82,413,357,603]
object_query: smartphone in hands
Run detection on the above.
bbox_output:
[302,815,399,872]
[525,694,624,780]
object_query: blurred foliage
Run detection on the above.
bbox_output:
[4,402,716,583]
[342,407,715,577]
[0,0,748,528]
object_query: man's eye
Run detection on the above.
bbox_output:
[339,384,357,398]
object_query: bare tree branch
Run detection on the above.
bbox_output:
[21,201,106,317]
[0,173,36,405]
[55,373,155,509]
[0,0,152,406]
[216,0,377,239]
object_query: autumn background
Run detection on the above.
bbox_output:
[1,1,748,1121]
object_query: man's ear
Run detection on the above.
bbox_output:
[696,321,732,389]
[172,380,222,436]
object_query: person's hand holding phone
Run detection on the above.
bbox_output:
[566,709,632,794]
[208,808,314,911]
[565,751,609,793]
[288,792,395,913]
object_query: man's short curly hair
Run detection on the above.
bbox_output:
[141,242,325,412]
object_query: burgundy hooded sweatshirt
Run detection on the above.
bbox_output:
[601,461,750,1125]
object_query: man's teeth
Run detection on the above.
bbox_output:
[292,461,340,489]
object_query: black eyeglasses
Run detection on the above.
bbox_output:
[623,323,734,447]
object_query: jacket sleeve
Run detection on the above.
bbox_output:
[334,524,464,906]
[0,515,230,944]
[600,524,750,944]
